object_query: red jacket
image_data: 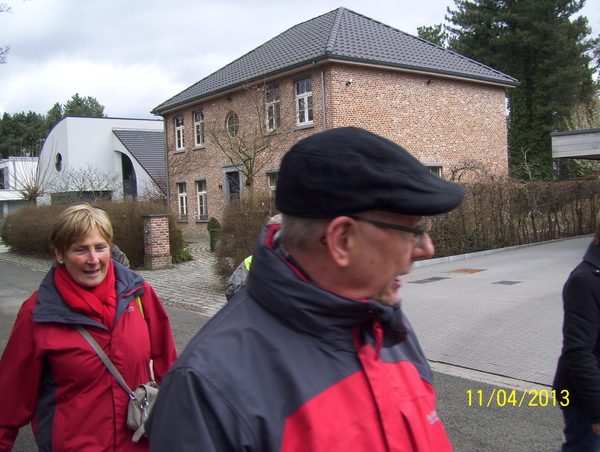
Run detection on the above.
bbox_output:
[147,225,451,451]
[0,262,177,452]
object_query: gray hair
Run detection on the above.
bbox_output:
[279,214,331,253]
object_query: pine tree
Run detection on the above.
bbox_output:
[446,0,596,180]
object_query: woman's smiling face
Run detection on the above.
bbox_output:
[56,228,111,288]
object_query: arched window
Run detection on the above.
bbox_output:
[226,112,239,137]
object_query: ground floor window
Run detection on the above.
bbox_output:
[267,170,278,196]
[196,179,208,221]
[425,164,443,178]
[176,181,188,221]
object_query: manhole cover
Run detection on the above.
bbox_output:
[493,280,522,285]
[409,276,451,284]
[447,268,486,274]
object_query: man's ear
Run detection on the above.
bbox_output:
[325,216,359,268]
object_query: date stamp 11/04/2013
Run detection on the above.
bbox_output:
[467,389,569,407]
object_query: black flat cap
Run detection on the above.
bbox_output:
[276,127,465,218]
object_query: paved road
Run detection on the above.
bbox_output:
[2,235,587,451]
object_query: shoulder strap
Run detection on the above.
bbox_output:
[136,296,144,319]
[75,325,136,399]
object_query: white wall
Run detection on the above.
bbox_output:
[0,156,38,191]
[38,117,164,201]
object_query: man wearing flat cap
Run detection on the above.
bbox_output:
[147,127,464,452]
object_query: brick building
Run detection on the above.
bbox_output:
[152,7,518,236]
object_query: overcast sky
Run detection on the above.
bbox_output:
[1,0,598,120]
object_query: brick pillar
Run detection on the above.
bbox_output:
[142,214,172,270]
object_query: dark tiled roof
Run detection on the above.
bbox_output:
[152,7,518,114]
[113,129,166,193]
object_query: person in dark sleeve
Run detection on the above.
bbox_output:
[146,127,465,452]
[554,212,600,452]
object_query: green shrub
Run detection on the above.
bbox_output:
[172,248,193,263]
[214,190,277,279]
[207,217,222,252]
[0,200,190,268]
[0,204,65,258]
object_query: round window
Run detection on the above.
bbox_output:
[226,113,239,137]
[55,153,63,172]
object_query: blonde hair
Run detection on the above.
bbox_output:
[50,204,113,258]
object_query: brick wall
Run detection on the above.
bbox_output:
[163,64,510,236]
[142,214,172,269]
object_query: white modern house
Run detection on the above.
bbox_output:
[0,156,38,222]
[38,117,166,204]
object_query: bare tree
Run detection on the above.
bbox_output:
[449,159,490,181]
[564,95,600,131]
[0,155,41,203]
[47,164,122,202]
[509,148,545,182]
[0,3,12,64]
[557,96,600,179]
[204,82,296,191]
[137,177,167,201]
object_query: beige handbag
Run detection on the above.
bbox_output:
[76,324,158,443]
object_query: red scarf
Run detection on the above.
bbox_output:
[54,261,117,329]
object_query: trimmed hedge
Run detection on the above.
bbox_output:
[213,179,600,278]
[0,201,189,269]
[430,179,600,258]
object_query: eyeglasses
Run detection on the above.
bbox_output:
[349,216,428,246]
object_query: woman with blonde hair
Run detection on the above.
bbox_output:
[0,204,177,451]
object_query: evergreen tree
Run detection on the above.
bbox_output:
[63,93,106,118]
[46,94,106,131]
[446,0,596,180]
[45,102,63,132]
[417,24,450,48]
[0,112,47,158]
[0,95,107,158]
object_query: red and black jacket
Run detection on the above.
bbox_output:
[0,262,177,452]
[147,225,452,452]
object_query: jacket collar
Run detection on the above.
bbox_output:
[246,225,407,348]
[583,242,600,271]
[33,261,145,328]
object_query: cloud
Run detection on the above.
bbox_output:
[0,0,597,119]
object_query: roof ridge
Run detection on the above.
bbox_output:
[154,9,340,111]
[112,128,163,132]
[325,7,346,53]
[152,7,519,114]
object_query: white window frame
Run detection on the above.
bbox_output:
[424,163,443,178]
[226,112,239,137]
[195,179,208,221]
[176,181,188,220]
[266,85,281,132]
[174,116,185,151]
[194,109,204,147]
[267,170,278,196]
[295,78,313,126]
